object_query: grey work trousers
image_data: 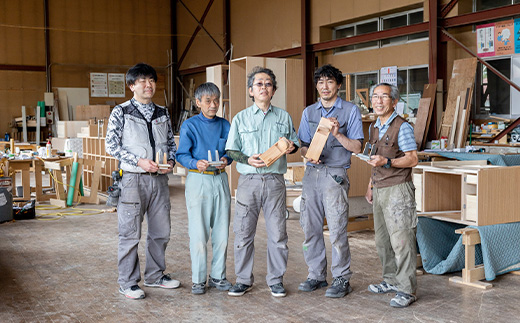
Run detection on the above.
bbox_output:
[117,173,171,289]
[233,174,288,286]
[300,166,353,281]
[372,181,417,295]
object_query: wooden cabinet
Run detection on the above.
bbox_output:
[413,162,520,226]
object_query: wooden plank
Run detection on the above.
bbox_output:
[419,83,437,149]
[448,95,461,147]
[422,171,461,212]
[356,88,369,108]
[413,97,432,150]
[306,117,332,161]
[439,58,478,138]
[259,137,291,167]
[459,87,474,148]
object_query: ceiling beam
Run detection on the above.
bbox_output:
[0,64,46,72]
[442,4,520,28]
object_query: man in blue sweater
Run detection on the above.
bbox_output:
[176,82,233,295]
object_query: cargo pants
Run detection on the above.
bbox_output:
[233,173,288,286]
[117,173,171,289]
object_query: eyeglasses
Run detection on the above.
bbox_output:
[253,82,273,88]
[371,94,392,101]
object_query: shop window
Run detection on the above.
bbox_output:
[345,72,378,111]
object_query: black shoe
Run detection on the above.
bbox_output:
[228,283,252,296]
[208,277,233,291]
[269,283,287,297]
[325,277,352,298]
[191,282,206,295]
[298,278,328,292]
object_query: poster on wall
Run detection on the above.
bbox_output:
[108,73,125,98]
[90,73,108,97]
[515,18,520,54]
[380,66,397,86]
[476,23,495,57]
[495,20,514,56]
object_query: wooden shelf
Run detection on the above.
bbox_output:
[82,136,116,192]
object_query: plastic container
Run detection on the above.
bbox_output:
[46,139,52,158]
[0,177,13,222]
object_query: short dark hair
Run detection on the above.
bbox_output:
[314,64,343,85]
[126,63,158,86]
[247,66,278,91]
[194,82,221,101]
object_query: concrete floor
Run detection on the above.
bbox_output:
[1,174,519,322]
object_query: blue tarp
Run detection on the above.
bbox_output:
[436,152,520,166]
[417,217,520,280]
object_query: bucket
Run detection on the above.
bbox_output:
[0,177,13,222]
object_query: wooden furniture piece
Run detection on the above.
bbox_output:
[8,159,32,201]
[82,136,116,193]
[449,228,493,289]
[284,162,305,184]
[414,161,520,226]
[305,117,332,161]
[206,64,229,120]
[227,56,303,196]
[260,137,291,167]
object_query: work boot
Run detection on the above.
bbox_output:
[325,277,352,298]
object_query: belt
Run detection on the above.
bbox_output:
[124,171,161,176]
[189,169,225,175]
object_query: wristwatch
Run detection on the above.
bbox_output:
[383,158,392,169]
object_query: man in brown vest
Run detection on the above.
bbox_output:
[364,83,418,308]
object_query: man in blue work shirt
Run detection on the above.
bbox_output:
[176,82,233,295]
[225,66,299,298]
[297,64,364,298]
[364,83,418,308]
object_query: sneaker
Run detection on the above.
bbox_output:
[191,282,206,295]
[228,283,252,296]
[325,277,352,298]
[269,283,287,297]
[368,281,398,294]
[209,277,233,291]
[390,292,416,308]
[298,278,328,292]
[144,273,181,289]
[119,285,145,299]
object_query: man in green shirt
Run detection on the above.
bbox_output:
[226,66,299,298]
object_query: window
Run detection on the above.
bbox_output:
[476,58,511,116]
[397,67,429,115]
[341,72,378,111]
[333,19,378,53]
[382,9,428,46]
[333,8,427,54]
[474,0,519,11]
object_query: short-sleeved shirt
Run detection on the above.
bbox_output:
[226,104,299,175]
[372,111,417,152]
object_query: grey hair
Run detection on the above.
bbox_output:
[194,82,221,101]
[369,83,399,100]
[247,66,278,91]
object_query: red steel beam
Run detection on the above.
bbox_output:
[440,0,458,18]
[442,4,520,28]
[177,0,216,68]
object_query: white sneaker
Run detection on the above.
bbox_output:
[368,281,398,294]
[119,285,145,299]
[144,273,181,289]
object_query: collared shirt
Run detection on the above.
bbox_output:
[298,97,364,145]
[105,98,177,166]
[176,113,232,170]
[226,103,299,175]
[372,111,417,152]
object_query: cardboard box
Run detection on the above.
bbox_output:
[56,121,89,138]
